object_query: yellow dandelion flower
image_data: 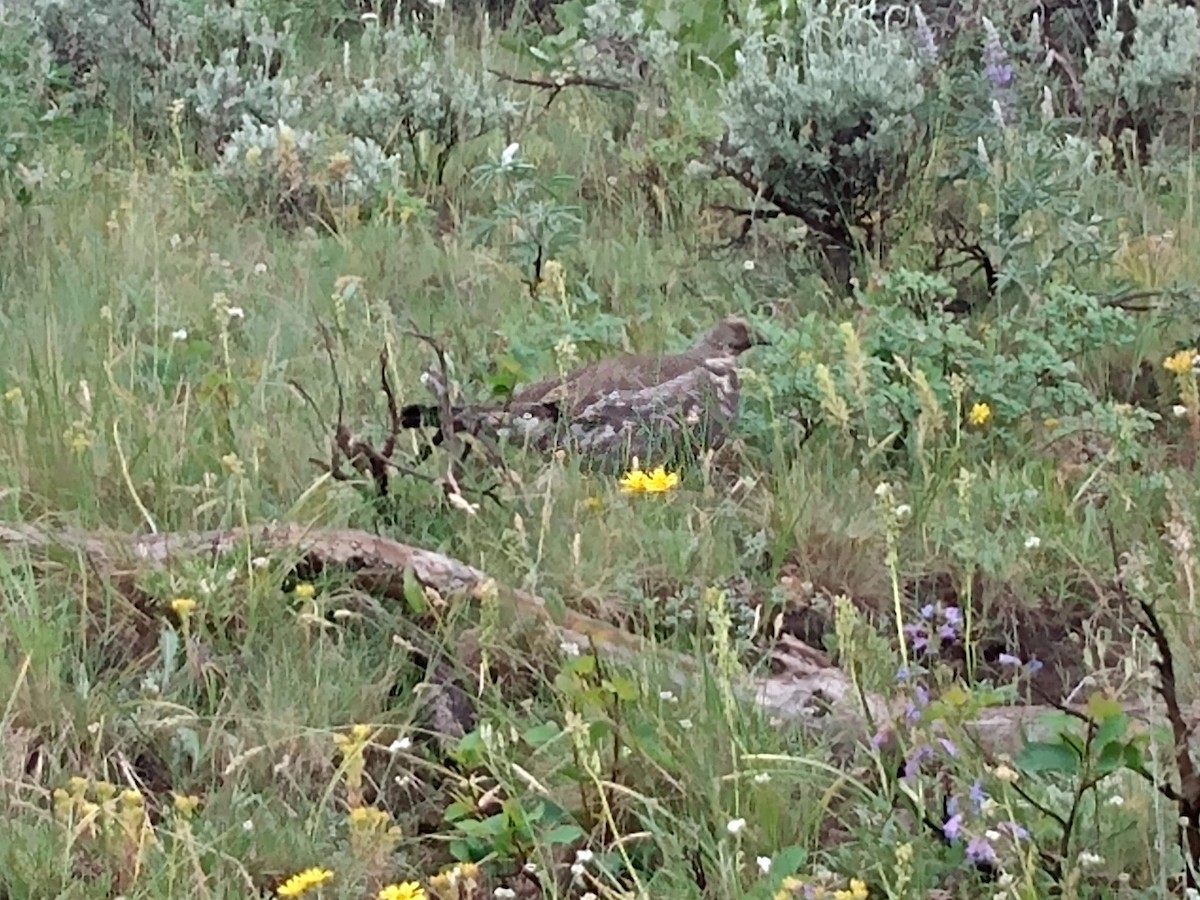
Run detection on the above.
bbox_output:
[294,582,316,600]
[170,597,197,619]
[276,867,333,897]
[377,883,427,900]
[834,879,869,900]
[619,468,648,492]
[1164,348,1196,376]
[642,466,680,492]
[968,402,992,427]
[619,465,679,494]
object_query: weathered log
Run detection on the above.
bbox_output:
[0,521,1187,759]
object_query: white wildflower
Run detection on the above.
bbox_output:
[757,856,771,874]
[726,817,746,835]
[1024,535,1041,550]
[171,328,189,342]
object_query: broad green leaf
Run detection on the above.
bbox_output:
[543,823,585,846]
[523,721,562,747]
[1016,740,1081,775]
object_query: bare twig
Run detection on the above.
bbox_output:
[487,69,633,110]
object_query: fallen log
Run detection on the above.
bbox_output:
[0,521,1187,759]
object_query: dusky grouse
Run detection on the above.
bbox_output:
[401,315,768,469]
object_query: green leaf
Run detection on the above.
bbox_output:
[543,823,585,846]
[1016,740,1081,775]
[769,846,808,880]
[1095,740,1126,775]
[602,675,640,702]
[523,721,562,747]
[402,568,429,615]
[1094,711,1129,753]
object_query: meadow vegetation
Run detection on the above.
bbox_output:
[4,0,1200,896]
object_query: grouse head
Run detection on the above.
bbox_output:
[694,316,769,357]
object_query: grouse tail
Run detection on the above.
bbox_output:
[399,403,446,429]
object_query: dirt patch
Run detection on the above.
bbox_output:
[775,566,1132,702]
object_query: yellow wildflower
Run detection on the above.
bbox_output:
[619,465,680,494]
[276,867,333,897]
[377,883,427,900]
[1164,348,1196,375]
[172,793,201,817]
[294,582,316,600]
[170,597,197,619]
[221,452,245,477]
[583,495,604,511]
[3,386,21,404]
[968,402,992,427]
[834,879,869,900]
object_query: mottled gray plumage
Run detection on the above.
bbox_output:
[401,315,766,468]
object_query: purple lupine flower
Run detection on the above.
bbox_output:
[997,653,1022,667]
[904,744,935,780]
[998,820,1028,841]
[942,606,962,627]
[982,18,1014,89]
[938,623,959,642]
[981,16,1015,125]
[1026,658,1044,675]
[914,685,930,707]
[939,737,960,758]
[904,623,929,653]
[904,701,922,725]
[896,666,911,682]
[967,835,997,865]
[920,603,936,621]
[969,779,987,813]
[912,4,938,62]
[943,813,964,841]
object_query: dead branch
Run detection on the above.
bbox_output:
[487,69,633,110]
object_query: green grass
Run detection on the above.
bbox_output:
[5,7,1200,900]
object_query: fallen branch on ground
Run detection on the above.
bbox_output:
[0,521,1192,759]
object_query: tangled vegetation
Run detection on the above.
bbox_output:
[4,0,1200,897]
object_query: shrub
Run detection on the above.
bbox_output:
[712,0,930,288]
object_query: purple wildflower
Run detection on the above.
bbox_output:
[997,653,1022,668]
[896,666,911,682]
[938,623,959,642]
[871,728,889,749]
[903,701,922,725]
[912,4,938,62]
[969,779,987,813]
[942,606,962,627]
[981,16,1015,124]
[1026,658,1044,675]
[943,813,964,841]
[982,18,1014,89]
[904,623,930,653]
[920,603,936,620]
[939,737,960,758]
[904,744,935,780]
[914,685,930,707]
[966,835,997,865]
[998,820,1028,841]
